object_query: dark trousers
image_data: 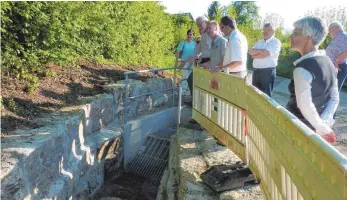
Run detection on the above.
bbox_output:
[337,62,347,92]
[187,58,210,96]
[252,67,276,97]
[334,62,347,118]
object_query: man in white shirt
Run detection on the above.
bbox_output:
[209,16,248,78]
[287,16,339,144]
[249,23,282,97]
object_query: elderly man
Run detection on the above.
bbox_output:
[287,16,339,144]
[209,16,248,78]
[249,23,282,97]
[326,22,347,93]
[179,16,211,128]
[180,16,212,106]
[202,21,227,69]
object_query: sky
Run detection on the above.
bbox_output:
[161,0,347,31]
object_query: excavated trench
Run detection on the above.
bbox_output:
[92,126,177,200]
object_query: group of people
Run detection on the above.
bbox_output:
[175,15,347,145]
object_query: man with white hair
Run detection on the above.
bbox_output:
[326,22,347,93]
[287,16,339,144]
[249,23,282,97]
[180,16,212,106]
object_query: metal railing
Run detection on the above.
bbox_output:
[192,67,347,200]
[177,78,188,125]
[123,67,177,123]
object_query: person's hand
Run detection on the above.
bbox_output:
[178,61,186,69]
[320,132,336,144]
[333,59,341,71]
[208,66,220,73]
[201,62,211,69]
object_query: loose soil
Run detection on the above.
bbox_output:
[92,172,159,200]
[1,60,175,135]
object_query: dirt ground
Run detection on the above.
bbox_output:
[1,61,175,135]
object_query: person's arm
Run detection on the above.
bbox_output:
[320,78,340,127]
[293,67,333,135]
[217,39,227,67]
[248,41,260,56]
[175,41,184,67]
[334,50,347,66]
[220,38,242,70]
[251,49,270,59]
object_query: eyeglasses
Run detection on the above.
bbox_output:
[187,33,194,36]
[198,21,206,27]
[290,28,303,37]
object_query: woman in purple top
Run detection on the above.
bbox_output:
[326,22,347,92]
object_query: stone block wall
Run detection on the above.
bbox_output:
[1,78,175,200]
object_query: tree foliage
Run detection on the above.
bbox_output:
[206,1,224,21]
[232,1,259,25]
[171,13,198,49]
[305,6,347,28]
[1,2,177,92]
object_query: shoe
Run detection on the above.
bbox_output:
[188,118,198,124]
[216,140,225,146]
[184,101,193,107]
[321,133,336,144]
[213,136,225,146]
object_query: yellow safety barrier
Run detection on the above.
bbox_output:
[192,68,247,161]
[192,67,347,200]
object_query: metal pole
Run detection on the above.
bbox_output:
[177,78,187,126]
[124,74,129,123]
[172,66,177,107]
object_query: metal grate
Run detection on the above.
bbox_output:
[126,135,170,181]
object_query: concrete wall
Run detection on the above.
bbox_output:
[1,78,176,200]
[123,107,192,166]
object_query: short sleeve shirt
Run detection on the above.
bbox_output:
[177,40,197,60]
[252,37,282,68]
[223,30,248,73]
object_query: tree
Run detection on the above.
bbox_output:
[262,13,284,29]
[305,6,347,28]
[206,1,223,21]
[232,1,259,25]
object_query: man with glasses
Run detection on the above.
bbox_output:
[202,21,227,70]
[249,23,282,97]
[209,16,248,78]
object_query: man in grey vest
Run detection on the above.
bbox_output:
[287,17,339,144]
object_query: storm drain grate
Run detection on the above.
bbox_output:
[126,135,170,181]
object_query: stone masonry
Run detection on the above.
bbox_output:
[156,127,263,200]
[1,77,175,200]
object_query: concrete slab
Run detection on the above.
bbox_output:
[123,106,191,166]
[272,78,291,96]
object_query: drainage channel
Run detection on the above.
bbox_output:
[92,127,175,200]
[126,135,170,181]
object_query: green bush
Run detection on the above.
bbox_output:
[1,2,177,91]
